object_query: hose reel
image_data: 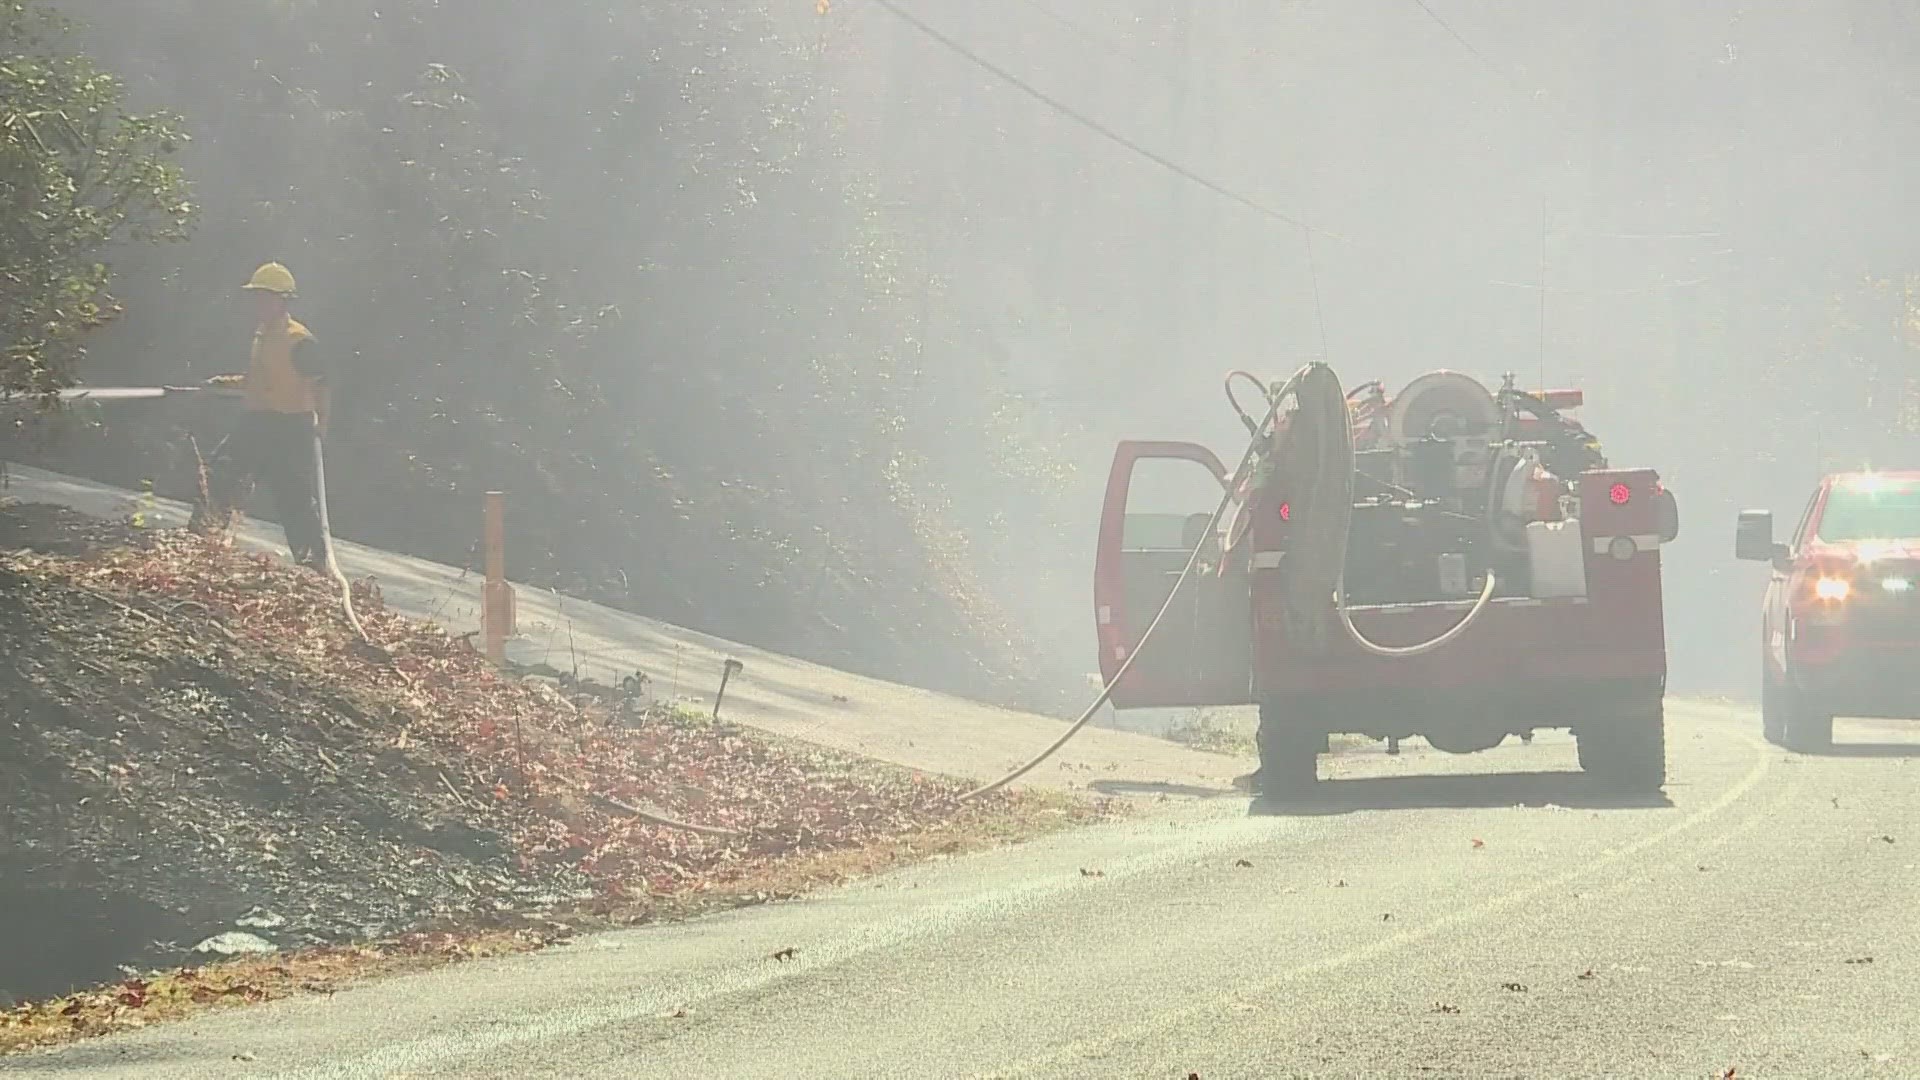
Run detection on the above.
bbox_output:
[1258,364,1497,659]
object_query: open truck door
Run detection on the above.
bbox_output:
[1093,440,1255,709]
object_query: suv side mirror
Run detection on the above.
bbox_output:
[1734,510,1778,562]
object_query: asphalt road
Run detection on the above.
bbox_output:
[6,700,1915,1079]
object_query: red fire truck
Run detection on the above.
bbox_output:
[1094,365,1680,795]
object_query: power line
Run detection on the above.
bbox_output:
[1306,229,1333,362]
[1409,0,1526,94]
[871,0,1338,239]
[1013,0,1135,64]
[874,1,1716,309]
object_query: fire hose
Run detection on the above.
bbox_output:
[309,419,377,649]
[957,362,1494,802]
[955,365,1315,802]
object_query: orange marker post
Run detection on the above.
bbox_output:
[482,491,515,665]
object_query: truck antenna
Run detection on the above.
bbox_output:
[1306,225,1331,363]
[1537,197,1549,390]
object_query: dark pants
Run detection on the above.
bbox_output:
[202,410,327,567]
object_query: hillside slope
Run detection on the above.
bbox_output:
[0,501,1090,1045]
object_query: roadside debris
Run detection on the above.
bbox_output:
[770,947,798,963]
[0,504,1104,1051]
[192,933,277,958]
[235,908,286,931]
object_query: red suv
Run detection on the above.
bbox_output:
[1737,471,1920,749]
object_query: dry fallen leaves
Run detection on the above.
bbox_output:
[8,534,1083,902]
[0,527,1107,1052]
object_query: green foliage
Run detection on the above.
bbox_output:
[0,1,193,398]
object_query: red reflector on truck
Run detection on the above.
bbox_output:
[1278,501,1292,521]
[1609,483,1631,506]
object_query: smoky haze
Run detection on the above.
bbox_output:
[47,0,1920,705]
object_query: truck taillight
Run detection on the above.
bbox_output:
[1813,576,1851,602]
[1278,501,1292,522]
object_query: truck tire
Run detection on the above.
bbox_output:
[1576,690,1665,794]
[1254,699,1319,798]
[1780,686,1833,753]
[1760,667,1786,746]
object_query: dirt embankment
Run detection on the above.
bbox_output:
[0,502,1102,1050]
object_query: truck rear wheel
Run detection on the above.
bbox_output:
[1760,666,1786,746]
[1254,699,1319,798]
[1780,686,1833,753]
[1576,690,1665,794]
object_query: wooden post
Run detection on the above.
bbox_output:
[482,491,514,665]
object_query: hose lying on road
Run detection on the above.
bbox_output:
[958,361,1497,802]
[956,365,1314,803]
[358,364,1489,832]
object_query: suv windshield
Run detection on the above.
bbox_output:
[1816,477,1920,541]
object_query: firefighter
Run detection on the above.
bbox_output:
[193,262,330,569]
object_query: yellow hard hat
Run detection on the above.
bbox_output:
[242,262,297,296]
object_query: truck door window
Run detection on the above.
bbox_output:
[1121,457,1231,551]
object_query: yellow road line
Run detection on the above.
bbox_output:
[995,723,1772,1076]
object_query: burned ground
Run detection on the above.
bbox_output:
[0,505,592,1004]
[0,501,1098,1044]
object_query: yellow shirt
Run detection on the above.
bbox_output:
[243,316,319,413]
